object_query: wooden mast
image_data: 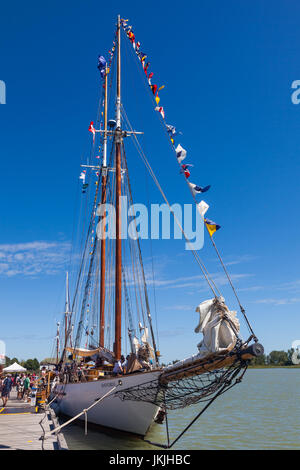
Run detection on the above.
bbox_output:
[64,271,70,344]
[56,322,60,364]
[99,64,108,347]
[114,15,122,360]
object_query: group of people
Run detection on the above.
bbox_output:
[54,344,155,384]
[112,355,129,375]
[0,373,36,407]
[112,352,153,376]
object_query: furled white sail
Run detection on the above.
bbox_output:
[195,296,240,357]
[163,297,240,374]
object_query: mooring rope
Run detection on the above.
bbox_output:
[40,385,117,442]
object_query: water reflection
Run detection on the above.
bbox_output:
[60,369,300,450]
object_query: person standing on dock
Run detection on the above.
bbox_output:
[23,375,30,402]
[1,374,12,407]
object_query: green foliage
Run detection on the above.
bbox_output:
[3,356,40,371]
[23,358,40,371]
[267,350,288,366]
[250,354,267,366]
[5,356,19,367]
[248,349,300,367]
[5,356,11,367]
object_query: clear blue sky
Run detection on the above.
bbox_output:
[1,0,300,363]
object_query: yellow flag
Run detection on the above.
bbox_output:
[204,219,221,237]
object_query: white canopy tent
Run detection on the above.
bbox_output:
[3,362,27,372]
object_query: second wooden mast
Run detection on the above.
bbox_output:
[99,64,108,348]
[99,16,122,359]
[114,15,122,360]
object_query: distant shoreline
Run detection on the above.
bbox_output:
[247,365,300,369]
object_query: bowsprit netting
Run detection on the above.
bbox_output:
[116,360,247,411]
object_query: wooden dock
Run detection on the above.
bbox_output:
[0,389,68,450]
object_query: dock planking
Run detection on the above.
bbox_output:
[0,390,68,450]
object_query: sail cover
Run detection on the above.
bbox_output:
[195,296,240,357]
[159,296,240,375]
[66,346,115,363]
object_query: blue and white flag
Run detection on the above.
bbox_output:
[97,55,106,78]
[188,181,211,196]
[175,144,187,163]
[166,124,178,136]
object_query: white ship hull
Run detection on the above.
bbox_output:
[54,370,161,436]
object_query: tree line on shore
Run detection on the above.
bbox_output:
[249,348,299,366]
[170,348,300,367]
[4,356,40,371]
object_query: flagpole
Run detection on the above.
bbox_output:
[114,14,122,360]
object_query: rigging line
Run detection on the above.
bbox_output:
[124,225,144,335]
[123,143,159,361]
[74,169,101,309]
[208,237,257,339]
[74,232,99,349]
[129,111,222,296]
[124,180,147,330]
[122,31,235,299]
[121,157,146,331]
[127,222,143,327]
[121,30,256,335]
[125,119,218,298]
[63,172,102,358]
[127,103,162,346]
[68,107,106,334]
[74,167,104,349]
[90,241,100,340]
[160,122,256,335]
[122,37,159,339]
[78,99,103,254]
[143,149,160,350]
[129,204,146,323]
[67,162,84,291]
[121,106,219,298]
[166,364,244,449]
[124,182,147,329]
[122,262,135,351]
[104,145,116,351]
[67,118,102,310]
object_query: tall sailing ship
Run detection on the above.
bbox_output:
[52,16,263,444]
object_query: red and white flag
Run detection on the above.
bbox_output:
[155,106,165,120]
[89,121,96,144]
[79,170,86,183]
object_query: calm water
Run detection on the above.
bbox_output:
[60,369,300,450]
